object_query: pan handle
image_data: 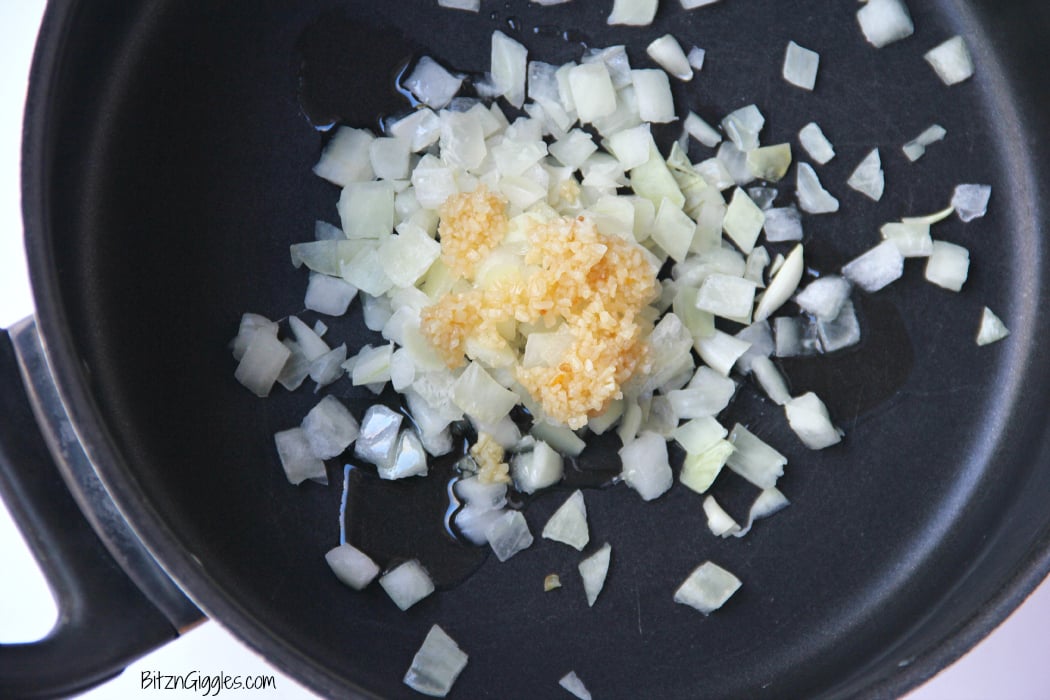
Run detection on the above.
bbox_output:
[0,323,195,699]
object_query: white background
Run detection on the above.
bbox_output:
[1,3,1049,699]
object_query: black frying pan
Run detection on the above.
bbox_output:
[3,0,1050,697]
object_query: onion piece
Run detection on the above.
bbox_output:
[380,559,435,611]
[881,221,933,257]
[817,300,862,353]
[607,0,657,26]
[491,31,528,108]
[924,240,970,292]
[531,422,585,456]
[380,222,442,289]
[379,429,429,480]
[559,671,593,700]
[388,109,442,153]
[925,36,975,86]
[733,321,774,374]
[763,205,803,242]
[727,424,786,490]
[235,330,292,398]
[976,307,1010,346]
[903,205,956,226]
[674,561,741,615]
[582,46,633,90]
[354,405,404,469]
[774,316,820,357]
[696,273,757,324]
[723,188,766,254]
[732,487,790,538]
[309,343,348,389]
[903,124,947,162]
[688,47,706,72]
[754,244,804,322]
[682,112,720,149]
[669,369,736,419]
[544,574,562,591]
[403,625,468,698]
[842,240,904,292]
[746,144,793,183]
[679,440,733,494]
[795,275,852,321]
[750,355,791,405]
[673,416,727,455]
[549,129,598,169]
[721,105,765,152]
[568,62,618,124]
[856,0,914,49]
[230,313,278,362]
[846,148,885,201]
[438,0,480,11]
[647,34,693,81]
[511,440,564,493]
[652,197,699,263]
[542,490,590,551]
[703,495,741,537]
[485,510,534,562]
[694,330,752,377]
[302,396,360,459]
[632,69,677,123]
[799,122,835,165]
[313,127,375,187]
[325,543,380,590]
[454,505,506,546]
[782,41,820,90]
[796,163,839,213]
[404,57,464,110]
[274,427,327,485]
[578,543,612,607]
[452,362,520,424]
[951,184,992,222]
[745,246,771,286]
[785,392,842,449]
[305,273,358,316]
[716,142,754,187]
[618,431,673,501]
[455,476,508,511]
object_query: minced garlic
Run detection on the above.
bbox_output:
[421,187,659,429]
[471,432,510,484]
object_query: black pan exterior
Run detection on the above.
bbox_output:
[22,0,1050,697]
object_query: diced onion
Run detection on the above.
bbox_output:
[846,148,885,201]
[491,31,528,108]
[732,487,790,538]
[796,163,839,213]
[903,124,947,162]
[325,543,380,590]
[750,355,791,405]
[703,495,740,537]
[723,188,766,254]
[673,561,741,615]
[782,41,820,90]
[485,510,534,561]
[511,440,565,493]
[302,395,360,459]
[924,240,970,292]
[817,300,862,353]
[542,490,590,551]
[673,416,727,454]
[951,184,991,222]
[354,405,404,469]
[578,543,612,607]
[794,275,852,321]
[721,105,765,152]
[924,36,975,86]
[763,206,804,242]
[687,47,706,72]
[313,127,375,187]
[694,330,752,377]
[842,240,904,292]
[746,144,793,183]
[881,221,933,257]
[404,57,464,110]
[305,273,358,316]
[437,0,480,11]
[798,122,835,165]
[568,63,618,124]
[274,427,326,485]
[976,307,1010,346]
[696,273,757,324]
[379,429,429,480]
[785,392,842,449]
[679,440,733,494]
[559,671,593,700]
[726,423,786,490]
[684,112,721,148]
[403,625,468,698]
[379,559,435,611]
[857,0,915,49]
[235,328,291,398]
[647,34,693,81]
[607,0,657,26]
[618,431,673,501]
[632,69,677,123]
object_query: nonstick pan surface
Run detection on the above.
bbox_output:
[21,0,1050,697]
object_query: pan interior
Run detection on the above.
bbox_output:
[27,0,1050,697]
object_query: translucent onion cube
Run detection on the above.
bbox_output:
[607,0,657,26]
[647,34,693,81]
[439,109,487,171]
[530,422,585,457]
[688,47,706,72]
[847,148,885,201]
[274,427,326,485]
[618,431,673,501]
[608,124,654,171]
[378,429,429,480]
[325,543,380,590]
[727,424,786,489]
[679,440,734,494]
[684,111,721,148]
[305,273,358,316]
[379,223,441,288]
[485,510,534,562]
[796,163,839,213]
[302,395,360,459]
[694,330,752,377]
[404,56,463,110]
[411,154,459,209]
[746,144,793,183]
[952,184,992,222]
[976,307,1010,346]
[668,377,735,420]
[452,362,519,424]
[338,181,395,239]
[732,487,790,538]
[491,30,528,108]
[818,300,862,353]
[309,344,347,389]
[799,122,835,164]
[703,495,740,537]
[881,221,933,257]
[542,490,590,551]
[925,241,970,292]
[380,560,435,611]
[718,142,753,186]
[723,188,766,254]
[578,543,612,607]
[903,124,947,162]
[388,108,441,153]
[733,320,774,373]
[454,505,505,546]
[455,476,507,511]
[369,136,411,181]
[631,145,686,209]
[842,240,904,292]
[403,625,468,697]
[696,273,757,323]
[559,671,593,700]
[354,405,404,469]
[925,36,974,86]
[857,0,914,49]
[674,561,742,615]
[568,63,618,124]
[785,392,842,450]
[511,440,564,493]
[795,275,852,321]
[287,315,331,358]
[673,416,728,455]
[235,330,291,398]
[783,41,820,90]
[581,45,634,90]
[549,129,598,169]
[632,69,677,123]
[230,313,277,361]
[763,206,804,242]
[313,126,375,187]
[750,355,792,405]
[721,105,765,152]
